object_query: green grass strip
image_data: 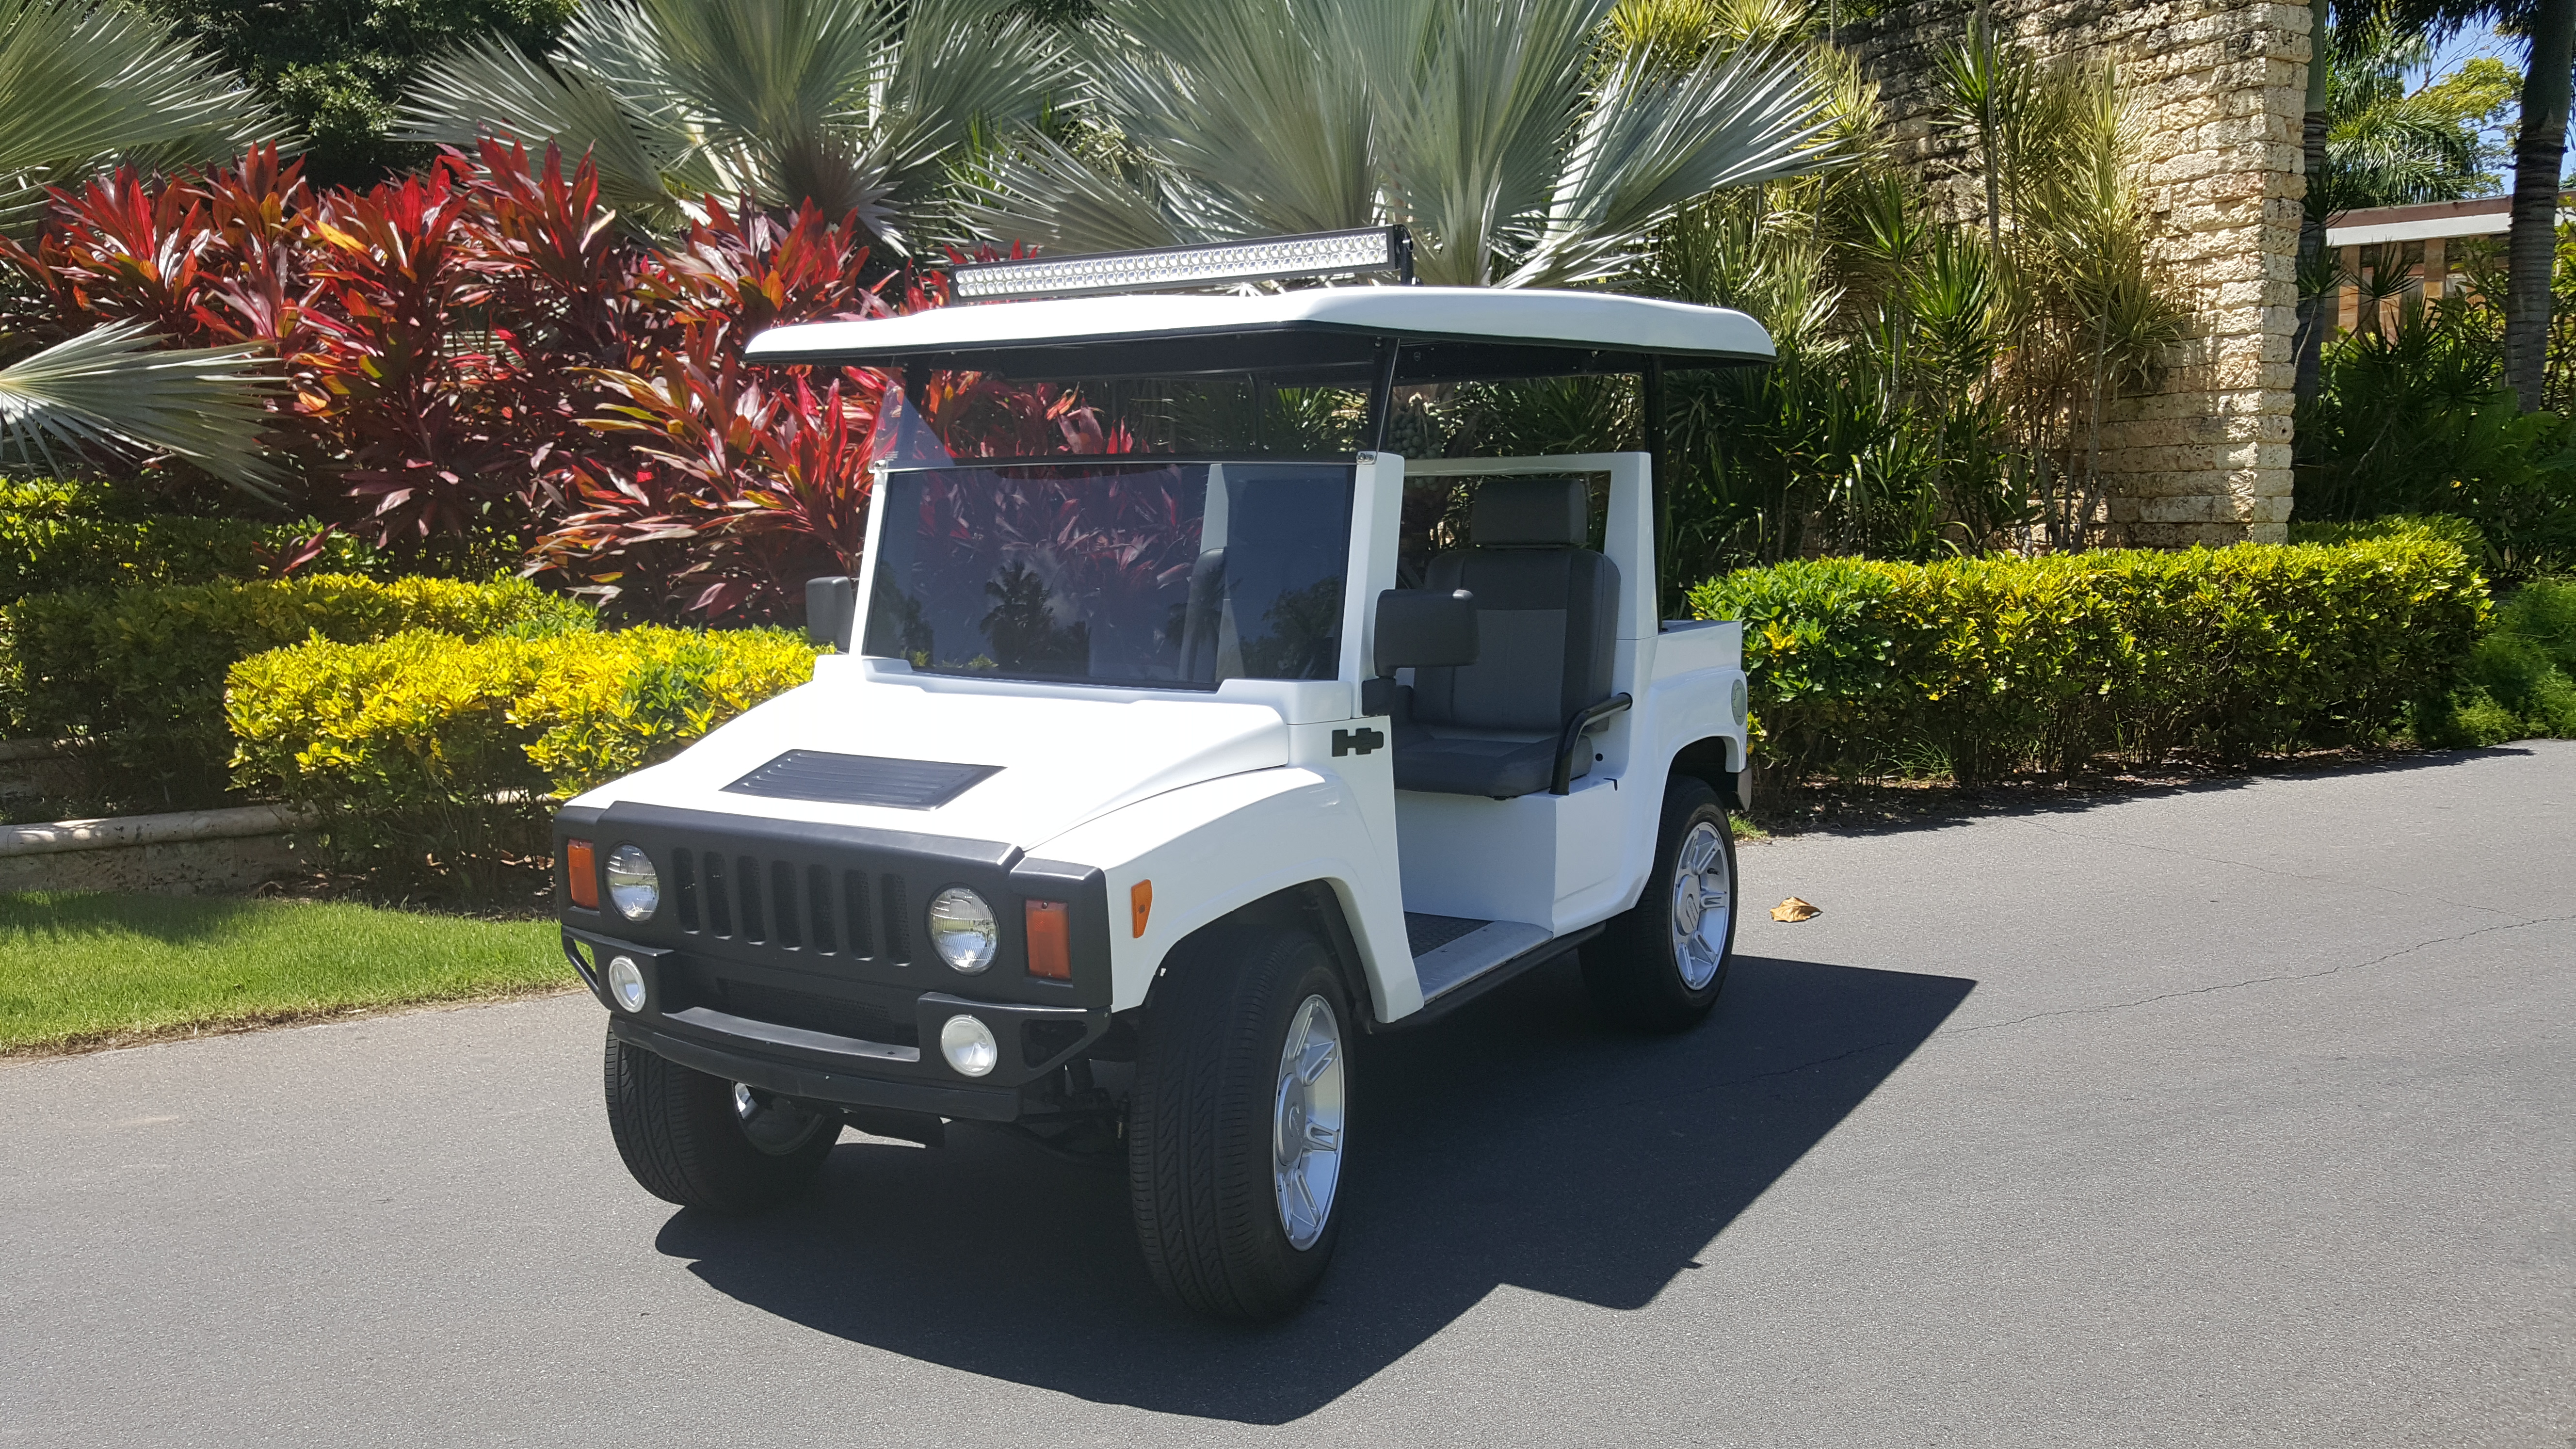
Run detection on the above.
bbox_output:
[0,892,569,1055]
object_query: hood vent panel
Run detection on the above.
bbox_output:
[724,750,1000,810]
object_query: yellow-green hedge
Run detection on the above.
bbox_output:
[1690,535,2491,782]
[228,626,820,890]
[6,574,590,810]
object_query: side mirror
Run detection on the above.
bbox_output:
[805,575,857,652]
[1374,588,1477,674]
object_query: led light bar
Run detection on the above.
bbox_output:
[951,226,1413,302]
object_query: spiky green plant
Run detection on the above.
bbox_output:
[0,322,284,499]
[402,0,1072,251]
[961,0,1838,288]
[0,0,285,231]
[0,0,284,491]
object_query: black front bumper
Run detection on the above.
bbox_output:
[568,926,1106,1122]
[555,800,1117,1123]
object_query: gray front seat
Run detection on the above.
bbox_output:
[1393,478,1619,799]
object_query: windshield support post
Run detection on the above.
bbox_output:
[1643,356,1669,617]
[1364,338,1401,453]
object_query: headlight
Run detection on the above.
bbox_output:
[939,1014,998,1077]
[605,953,647,1012]
[605,845,659,921]
[927,887,998,973]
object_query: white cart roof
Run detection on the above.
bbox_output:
[744,286,1773,385]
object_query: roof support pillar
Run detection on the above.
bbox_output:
[1364,339,1401,453]
[1642,357,1669,621]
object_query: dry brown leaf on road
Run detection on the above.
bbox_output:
[1771,897,1821,922]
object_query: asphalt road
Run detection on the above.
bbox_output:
[4,743,2571,1448]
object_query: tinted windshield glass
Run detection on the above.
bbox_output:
[864,461,1355,687]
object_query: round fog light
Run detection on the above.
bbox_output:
[605,953,647,1013]
[939,1014,998,1077]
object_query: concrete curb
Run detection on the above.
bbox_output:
[0,804,316,859]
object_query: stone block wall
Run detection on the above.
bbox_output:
[1835,0,2312,546]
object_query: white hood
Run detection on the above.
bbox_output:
[570,676,1289,851]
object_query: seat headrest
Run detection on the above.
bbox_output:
[1469,477,1589,547]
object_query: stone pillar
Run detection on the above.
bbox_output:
[1837,0,2312,547]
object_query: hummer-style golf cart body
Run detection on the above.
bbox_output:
[553,229,1768,1320]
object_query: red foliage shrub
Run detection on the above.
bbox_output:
[0,145,1107,620]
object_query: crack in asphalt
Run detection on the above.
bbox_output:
[2017,818,2527,920]
[1936,909,2576,1040]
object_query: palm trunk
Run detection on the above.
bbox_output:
[2292,0,2331,414]
[2503,0,2575,412]
[1975,0,2004,260]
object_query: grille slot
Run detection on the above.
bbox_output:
[770,861,802,949]
[673,849,700,929]
[843,871,875,958]
[805,865,836,953]
[880,876,910,963]
[734,854,764,940]
[705,854,733,935]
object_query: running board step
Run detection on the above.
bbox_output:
[1405,913,1553,1000]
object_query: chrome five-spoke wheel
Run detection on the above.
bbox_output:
[1669,819,1734,990]
[1271,994,1346,1251]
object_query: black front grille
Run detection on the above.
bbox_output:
[668,845,902,964]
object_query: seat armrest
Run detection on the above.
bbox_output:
[1550,693,1633,795]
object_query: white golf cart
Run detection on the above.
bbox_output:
[553,227,1766,1321]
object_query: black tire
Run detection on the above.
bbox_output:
[1582,774,1738,1033]
[602,1028,839,1212]
[1129,922,1351,1321]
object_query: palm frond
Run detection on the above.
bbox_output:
[402,0,1063,249]
[968,0,1828,290]
[1101,0,1380,237]
[404,27,703,225]
[957,132,1186,252]
[1510,35,1837,287]
[0,0,284,230]
[1357,0,1609,285]
[0,323,284,500]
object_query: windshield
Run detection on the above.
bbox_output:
[863,460,1356,688]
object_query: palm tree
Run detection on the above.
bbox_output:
[2364,0,2576,411]
[2313,14,2501,215]
[0,0,287,494]
[960,0,1839,289]
[401,0,1073,256]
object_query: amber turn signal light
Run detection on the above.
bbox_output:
[1025,900,1071,981]
[565,839,598,910]
[1130,879,1152,938]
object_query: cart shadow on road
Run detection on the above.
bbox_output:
[656,952,1974,1423]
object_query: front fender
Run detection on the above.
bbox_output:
[1026,767,1420,1022]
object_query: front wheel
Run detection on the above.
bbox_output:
[1129,922,1350,1321]
[602,1029,839,1211]
[1582,775,1738,1032]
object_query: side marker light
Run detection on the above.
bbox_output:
[1131,880,1152,938]
[565,839,597,910]
[1025,900,1071,980]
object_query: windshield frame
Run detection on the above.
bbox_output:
[858,455,1363,694]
